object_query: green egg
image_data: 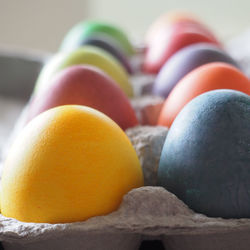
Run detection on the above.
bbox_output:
[60,21,135,56]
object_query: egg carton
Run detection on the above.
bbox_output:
[1,185,250,250]
[1,39,250,250]
[1,125,250,250]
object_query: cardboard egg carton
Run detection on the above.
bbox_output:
[1,125,250,250]
[1,36,250,250]
[130,96,164,126]
[1,184,249,250]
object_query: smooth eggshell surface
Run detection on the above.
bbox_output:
[80,35,132,74]
[153,43,240,98]
[143,22,221,74]
[0,105,143,223]
[60,20,134,56]
[28,65,138,130]
[35,46,133,97]
[145,11,217,46]
[158,89,250,218]
[158,62,250,128]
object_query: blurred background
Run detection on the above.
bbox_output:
[0,0,249,52]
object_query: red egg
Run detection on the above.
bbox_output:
[145,11,215,46]
[158,62,250,128]
[27,65,138,130]
[143,21,221,74]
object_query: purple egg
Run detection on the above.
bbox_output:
[80,35,133,74]
[152,43,240,98]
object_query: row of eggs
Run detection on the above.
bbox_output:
[0,20,142,224]
[1,12,250,223]
[32,14,250,130]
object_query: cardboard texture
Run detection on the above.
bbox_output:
[126,126,168,186]
[2,186,250,250]
[131,96,164,126]
[130,74,155,96]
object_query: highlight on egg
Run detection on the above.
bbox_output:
[0,105,144,223]
[158,62,250,128]
[27,65,138,130]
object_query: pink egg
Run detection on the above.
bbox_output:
[143,21,221,74]
[145,11,217,46]
[27,65,138,130]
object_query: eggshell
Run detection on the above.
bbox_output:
[143,22,221,74]
[158,62,250,128]
[158,89,250,218]
[80,35,132,74]
[35,46,133,97]
[28,65,138,130]
[60,21,134,56]
[153,43,240,98]
[145,11,217,46]
[0,105,143,223]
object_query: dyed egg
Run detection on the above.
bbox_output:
[35,46,133,97]
[143,22,220,74]
[158,62,250,128]
[80,35,132,74]
[153,43,239,98]
[0,105,143,223]
[145,11,216,46]
[60,20,134,56]
[158,90,250,218]
[28,65,138,130]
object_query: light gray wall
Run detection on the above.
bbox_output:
[0,0,89,52]
[0,0,249,52]
[89,0,250,41]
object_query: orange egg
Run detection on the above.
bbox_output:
[158,62,250,128]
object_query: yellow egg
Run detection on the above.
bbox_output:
[0,105,143,223]
[35,46,134,97]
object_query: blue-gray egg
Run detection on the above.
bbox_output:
[158,89,250,218]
